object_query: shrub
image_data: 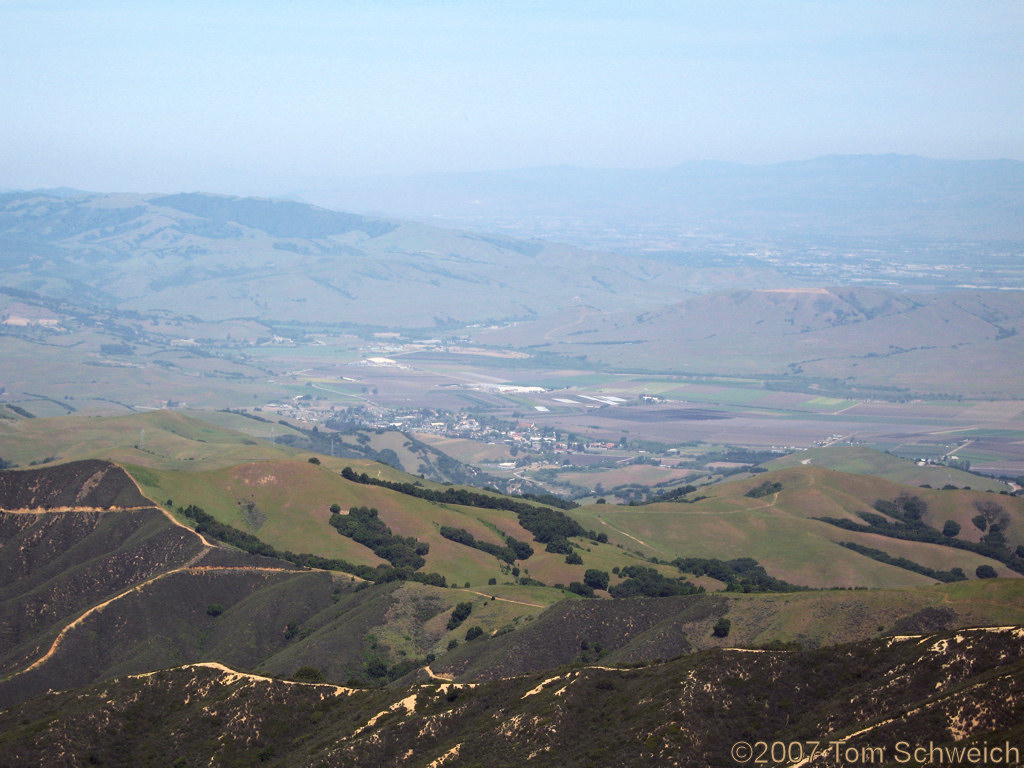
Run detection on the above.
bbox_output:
[976,564,998,579]
[293,666,325,683]
[465,626,484,641]
[447,601,473,630]
[712,618,731,638]
[583,569,609,591]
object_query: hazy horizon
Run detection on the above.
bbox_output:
[3,1,1023,198]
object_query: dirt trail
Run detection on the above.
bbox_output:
[423,665,454,682]
[4,468,329,681]
[188,662,355,695]
[23,567,189,672]
[458,589,545,608]
[597,518,647,546]
[1,505,151,514]
[16,562,296,676]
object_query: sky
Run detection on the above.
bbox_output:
[2,0,1023,196]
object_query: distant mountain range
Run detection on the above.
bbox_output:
[0,190,712,328]
[3,155,1023,334]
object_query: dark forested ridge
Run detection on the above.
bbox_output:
[0,627,1021,767]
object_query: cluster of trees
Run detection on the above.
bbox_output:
[447,601,473,630]
[439,526,533,564]
[817,494,1024,576]
[175,503,447,587]
[178,503,278,558]
[329,506,429,570]
[607,566,704,599]
[872,494,928,521]
[340,466,604,553]
[744,480,783,499]
[972,500,1014,550]
[671,557,804,592]
[516,504,596,554]
[517,491,579,510]
[567,581,595,597]
[562,569,611,598]
[839,542,967,583]
[362,652,436,686]
[584,569,609,590]
[642,484,702,505]
[5,404,35,419]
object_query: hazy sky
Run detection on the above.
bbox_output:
[2,0,1022,195]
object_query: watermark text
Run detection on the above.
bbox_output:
[730,739,1020,765]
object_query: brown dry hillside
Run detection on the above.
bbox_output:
[0,459,150,510]
[0,626,1022,768]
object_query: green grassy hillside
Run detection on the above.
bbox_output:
[568,464,1023,588]
[764,444,1008,491]
[131,450,1024,594]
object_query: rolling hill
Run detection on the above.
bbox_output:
[0,190,698,328]
[763,444,1008,489]
[477,287,1024,398]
